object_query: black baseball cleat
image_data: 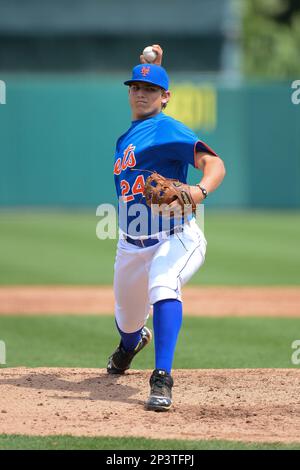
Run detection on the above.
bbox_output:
[145,369,174,412]
[107,326,152,375]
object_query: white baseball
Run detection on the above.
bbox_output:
[143,46,157,63]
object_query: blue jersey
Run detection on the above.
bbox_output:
[114,112,217,237]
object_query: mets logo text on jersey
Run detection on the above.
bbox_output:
[114,144,137,175]
[114,144,145,203]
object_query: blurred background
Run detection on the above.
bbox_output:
[0,0,300,285]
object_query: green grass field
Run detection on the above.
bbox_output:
[0,315,299,369]
[0,209,299,285]
[0,434,299,450]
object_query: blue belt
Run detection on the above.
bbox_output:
[124,226,181,248]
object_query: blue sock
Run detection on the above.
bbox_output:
[116,320,143,352]
[153,299,183,374]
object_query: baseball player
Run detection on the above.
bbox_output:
[107,45,226,411]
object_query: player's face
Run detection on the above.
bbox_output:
[129,82,170,120]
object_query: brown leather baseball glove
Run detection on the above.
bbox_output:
[143,171,197,216]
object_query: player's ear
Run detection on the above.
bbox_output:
[161,90,171,104]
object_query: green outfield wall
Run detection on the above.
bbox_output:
[0,75,299,208]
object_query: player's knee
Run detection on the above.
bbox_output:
[115,312,146,334]
[149,286,180,305]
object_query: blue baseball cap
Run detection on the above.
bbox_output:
[124,64,169,91]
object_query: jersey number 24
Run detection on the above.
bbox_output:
[120,175,145,203]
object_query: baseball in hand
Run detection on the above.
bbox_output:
[143,46,158,63]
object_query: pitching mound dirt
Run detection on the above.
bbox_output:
[0,368,299,444]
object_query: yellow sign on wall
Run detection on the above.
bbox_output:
[165,83,217,131]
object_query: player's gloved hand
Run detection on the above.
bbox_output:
[143,171,197,218]
[140,44,163,66]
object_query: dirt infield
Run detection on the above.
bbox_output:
[0,286,300,316]
[0,368,299,443]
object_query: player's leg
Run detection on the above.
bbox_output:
[174,218,207,286]
[114,239,152,333]
[149,221,206,370]
[152,220,206,372]
[149,220,207,304]
[107,239,152,374]
[145,221,206,410]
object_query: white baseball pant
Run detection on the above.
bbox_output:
[113,218,207,333]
